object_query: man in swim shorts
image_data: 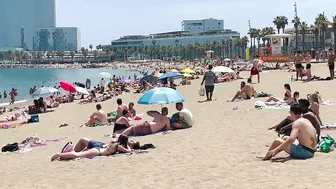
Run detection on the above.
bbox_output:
[294,51,303,81]
[121,107,171,136]
[263,104,317,160]
[328,48,335,80]
[230,79,257,102]
[85,104,108,127]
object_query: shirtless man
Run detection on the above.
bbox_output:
[85,104,108,127]
[263,104,316,160]
[121,107,170,136]
[230,79,257,102]
[116,98,128,119]
[305,51,312,81]
[328,48,335,80]
[294,51,303,81]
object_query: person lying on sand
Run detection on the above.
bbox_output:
[264,83,292,103]
[265,91,299,106]
[230,79,257,102]
[120,107,170,136]
[83,104,108,127]
[51,140,131,161]
[268,99,321,140]
[79,90,96,104]
[114,110,132,134]
[263,104,317,160]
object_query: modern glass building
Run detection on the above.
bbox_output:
[0,0,56,50]
[111,19,240,48]
[33,27,81,51]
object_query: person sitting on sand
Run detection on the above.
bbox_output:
[51,140,131,161]
[170,102,194,130]
[83,104,108,127]
[308,93,322,125]
[114,110,132,134]
[230,79,257,102]
[116,98,128,119]
[120,107,170,136]
[48,96,59,108]
[80,90,96,104]
[265,83,292,103]
[38,97,48,113]
[263,104,317,160]
[128,102,136,117]
[28,100,39,115]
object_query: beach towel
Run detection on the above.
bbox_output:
[321,123,336,130]
[0,121,27,129]
[20,137,64,148]
[104,131,169,138]
[261,105,290,110]
[322,100,333,105]
[254,100,290,110]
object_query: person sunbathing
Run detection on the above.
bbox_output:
[79,90,96,104]
[170,102,194,130]
[263,104,317,160]
[265,83,292,103]
[51,141,131,161]
[114,110,132,134]
[128,102,136,116]
[83,104,108,127]
[230,79,257,102]
[120,107,170,136]
[265,91,299,106]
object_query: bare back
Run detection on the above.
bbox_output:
[149,113,170,133]
[293,118,317,149]
[302,112,321,140]
[96,110,108,124]
[244,85,253,97]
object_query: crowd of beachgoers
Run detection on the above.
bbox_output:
[1,48,336,163]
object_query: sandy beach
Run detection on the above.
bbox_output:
[1,63,336,189]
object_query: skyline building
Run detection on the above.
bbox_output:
[0,0,56,50]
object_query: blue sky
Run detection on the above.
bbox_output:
[56,0,335,48]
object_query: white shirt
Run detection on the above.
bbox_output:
[100,79,105,87]
[180,108,194,126]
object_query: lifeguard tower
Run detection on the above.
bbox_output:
[260,34,292,63]
[205,50,214,59]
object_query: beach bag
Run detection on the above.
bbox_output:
[28,114,39,123]
[199,86,205,96]
[1,143,19,152]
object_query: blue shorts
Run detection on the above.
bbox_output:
[87,140,104,149]
[290,144,314,159]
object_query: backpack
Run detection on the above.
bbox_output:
[1,143,19,152]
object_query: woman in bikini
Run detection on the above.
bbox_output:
[265,83,292,103]
[114,109,132,134]
[51,141,131,161]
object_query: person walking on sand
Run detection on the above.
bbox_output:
[9,88,17,105]
[201,64,216,101]
[328,48,335,80]
[263,104,317,160]
[305,51,312,81]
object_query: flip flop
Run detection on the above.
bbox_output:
[59,123,69,128]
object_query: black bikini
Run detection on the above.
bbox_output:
[113,123,128,133]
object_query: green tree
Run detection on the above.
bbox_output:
[315,13,329,50]
[333,16,336,53]
[300,21,308,51]
[70,51,75,62]
[46,51,51,61]
[89,44,93,52]
[273,16,288,34]
[292,16,301,51]
[93,50,99,60]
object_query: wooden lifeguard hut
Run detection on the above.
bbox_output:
[260,34,292,63]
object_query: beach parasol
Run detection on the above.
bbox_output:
[140,75,157,83]
[169,69,179,73]
[158,72,184,80]
[212,66,234,73]
[60,81,76,93]
[119,79,132,83]
[180,68,195,74]
[75,86,89,95]
[224,58,231,62]
[33,87,59,96]
[98,72,112,78]
[183,73,192,78]
[138,87,185,105]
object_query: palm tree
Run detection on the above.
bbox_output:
[273,16,283,34]
[89,44,93,52]
[241,36,249,59]
[292,16,301,51]
[56,51,64,63]
[14,51,21,62]
[300,21,308,51]
[333,16,336,53]
[315,13,329,50]
[46,51,51,61]
[256,29,261,48]
[70,51,75,62]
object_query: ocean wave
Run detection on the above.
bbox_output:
[0,99,28,107]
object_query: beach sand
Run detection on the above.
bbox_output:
[1,63,336,189]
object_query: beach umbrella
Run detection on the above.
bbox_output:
[140,75,157,83]
[33,87,59,96]
[120,79,132,83]
[153,73,163,78]
[98,72,112,78]
[60,81,76,93]
[224,58,231,62]
[158,72,184,80]
[180,68,195,74]
[75,86,89,95]
[212,66,234,73]
[138,87,185,105]
[169,69,179,73]
[183,73,192,78]
[74,82,86,88]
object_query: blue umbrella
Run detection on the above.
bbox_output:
[158,72,183,80]
[138,87,185,105]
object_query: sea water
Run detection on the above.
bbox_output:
[0,68,140,105]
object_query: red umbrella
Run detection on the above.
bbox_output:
[60,81,76,93]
